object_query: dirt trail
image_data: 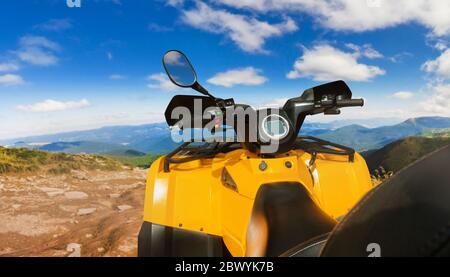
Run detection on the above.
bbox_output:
[0,168,147,257]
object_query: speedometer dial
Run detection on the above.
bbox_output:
[261,114,290,141]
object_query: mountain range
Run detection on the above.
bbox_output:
[0,123,176,154]
[1,117,450,154]
[363,136,450,174]
[318,117,450,151]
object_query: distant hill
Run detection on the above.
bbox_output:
[107,153,159,169]
[322,117,404,129]
[0,146,124,175]
[2,117,450,154]
[0,121,334,155]
[363,136,450,174]
[319,117,450,151]
[421,128,450,138]
[107,149,147,157]
[0,123,175,154]
[38,141,133,154]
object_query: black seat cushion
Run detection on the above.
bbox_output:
[279,233,329,257]
[321,145,450,257]
[247,183,336,256]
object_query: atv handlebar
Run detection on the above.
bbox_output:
[336,98,364,108]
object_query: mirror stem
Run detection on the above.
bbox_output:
[192,82,216,99]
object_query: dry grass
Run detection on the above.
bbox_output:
[0,146,124,175]
[370,166,393,187]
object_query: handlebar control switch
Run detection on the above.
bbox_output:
[324,108,341,115]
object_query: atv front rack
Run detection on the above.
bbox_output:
[163,141,239,172]
[163,137,356,172]
[295,136,355,166]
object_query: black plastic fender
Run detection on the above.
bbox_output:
[138,222,229,257]
[246,183,337,257]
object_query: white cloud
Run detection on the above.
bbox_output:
[148,23,173,32]
[422,49,450,79]
[260,98,289,108]
[287,44,385,81]
[19,35,61,51]
[16,35,60,66]
[34,19,72,32]
[392,91,414,99]
[181,2,298,53]
[167,0,184,7]
[147,73,179,92]
[388,52,413,63]
[109,74,126,80]
[419,83,450,115]
[16,99,90,113]
[0,74,25,86]
[345,43,383,59]
[207,67,267,87]
[435,42,448,51]
[107,52,113,60]
[16,47,58,66]
[0,63,20,72]
[215,0,450,36]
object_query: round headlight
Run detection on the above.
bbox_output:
[261,114,290,141]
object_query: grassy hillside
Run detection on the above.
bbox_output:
[108,154,160,169]
[364,137,450,174]
[421,128,450,138]
[0,146,124,175]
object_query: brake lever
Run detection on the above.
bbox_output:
[324,108,341,115]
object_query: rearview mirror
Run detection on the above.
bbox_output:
[162,50,214,99]
[163,50,197,87]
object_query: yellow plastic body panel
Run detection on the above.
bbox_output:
[142,148,372,257]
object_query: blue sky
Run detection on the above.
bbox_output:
[0,0,449,139]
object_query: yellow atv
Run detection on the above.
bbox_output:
[138,50,373,257]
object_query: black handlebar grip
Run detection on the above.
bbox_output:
[336,98,364,107]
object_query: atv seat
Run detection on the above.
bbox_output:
[282,145,450,257]
[279,233,329,257]
[246,183,337,256]
[321,144,450,257]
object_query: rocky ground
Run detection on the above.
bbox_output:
[0,168,147,257]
